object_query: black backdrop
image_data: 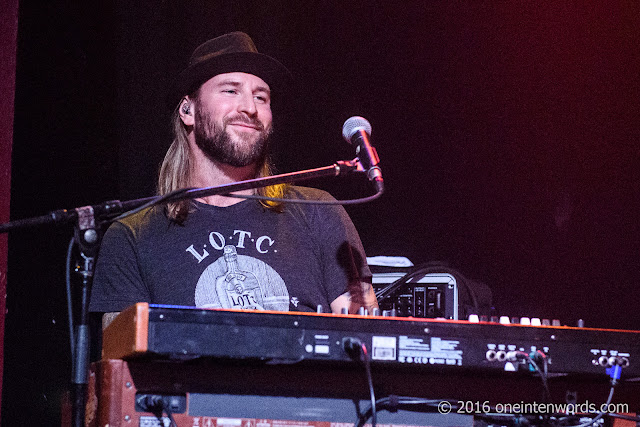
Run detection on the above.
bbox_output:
[5,1,640,425]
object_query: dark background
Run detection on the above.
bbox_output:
[4,1,640,425]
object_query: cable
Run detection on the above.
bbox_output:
[374,263,481,316]
[609,413,640,422]
[223,190,383,205]
[113,185,382,222]
[357,389,630,427]
[537,350,548,378]
[505,351,551,403]
[344,338,377,427]
[565,361,621,427]
[361,341,376,427]
[357,395,521,426]
[137,395,178,427]
[567,385,615,427]
[113,187,195,221]
[525,354,551,426]
[527,354,551,403]
[536,350,550,401]
[375,268,426,300]
[164,407,178,427]
[358,396,447,423]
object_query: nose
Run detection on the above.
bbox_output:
[237,92,257,116]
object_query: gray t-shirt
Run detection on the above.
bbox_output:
[89,186,371,313]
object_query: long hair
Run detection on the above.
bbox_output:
[158,105,288,223]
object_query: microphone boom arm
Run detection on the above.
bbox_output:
[0,159,363,233]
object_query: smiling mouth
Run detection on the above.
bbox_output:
[229,122,261,131]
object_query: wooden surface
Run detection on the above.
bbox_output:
[102,303,150,360]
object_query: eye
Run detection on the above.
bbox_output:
[255,93,271,104]
[223,89,237,94]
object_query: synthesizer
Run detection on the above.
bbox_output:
[103,303,640,379]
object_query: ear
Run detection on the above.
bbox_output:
[179,97,195,126]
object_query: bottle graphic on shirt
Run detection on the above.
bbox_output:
[215,245,265,310]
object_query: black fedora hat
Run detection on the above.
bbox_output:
[168,32,292,110]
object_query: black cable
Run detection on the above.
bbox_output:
[65,236,76,359]
[526,354,551,403]
[344,338,376,427]
[374,263,481,316]
[523,354,551,426]
[360,391,631,427]
[538,350,548,378]
[505,351,551,404]
[359,396,447,421]
[113,186,382,222]
[567,385,615,427]
[375,267,434,300]
[609,413,640,422]
[223,190,383,205]
[537,350,551,401]
[360,341,376,427]
[164,406,178,427]
[112,187,195,221]
[137,395,178,427]
[358,396,522,426]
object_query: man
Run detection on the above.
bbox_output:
[89,32,378,327]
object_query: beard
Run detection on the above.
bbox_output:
[193,108,272,168]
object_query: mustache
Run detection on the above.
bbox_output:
[223,115,266,132]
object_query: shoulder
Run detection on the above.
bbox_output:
[286,186,337,202]
[283,186,355,229]
[105,206,170,238]
[284,186,340,218]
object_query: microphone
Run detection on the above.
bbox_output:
[342,116,384,193]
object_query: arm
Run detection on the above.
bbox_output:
[89,218,152,314]
[317,199,375,315]
[288,187,376,315]
[330,281,379,314]
[101,312,120,330]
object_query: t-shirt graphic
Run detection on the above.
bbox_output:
[194,245,289,311]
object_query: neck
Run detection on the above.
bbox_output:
[189,141,259,207]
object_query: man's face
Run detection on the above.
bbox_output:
[192,72,273,168]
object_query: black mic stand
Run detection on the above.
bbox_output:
[0,158,366,427]
[70,206,101,427]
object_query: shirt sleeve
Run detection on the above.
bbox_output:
[88,220,152,313]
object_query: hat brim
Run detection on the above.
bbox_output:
[168,51,292,111]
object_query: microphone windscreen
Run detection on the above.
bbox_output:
[342,116,372,142]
